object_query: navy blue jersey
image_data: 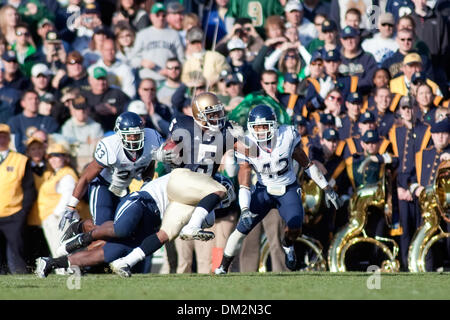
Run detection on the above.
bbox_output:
[168,115,236,176]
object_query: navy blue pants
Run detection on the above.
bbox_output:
[398,198,422,269]
[103,191,161,273]
[0,210,27,274]
[237,182,304,235]
[88,178,123,226]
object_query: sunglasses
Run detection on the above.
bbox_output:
[67,59,81,65]
[400,38,412,42]
[263,81,277,85]
[381,23,393,27]
[400,105,412,110]
[284,55,298,60]
[327,95,343,103]
[167,66,181,70]
[311,60,323,66]
[16,31,29,37]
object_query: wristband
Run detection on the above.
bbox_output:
[305,164,328,189]
[67,196,80,208]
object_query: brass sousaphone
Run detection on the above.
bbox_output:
[408,160,450,272]
[328,164,400,272]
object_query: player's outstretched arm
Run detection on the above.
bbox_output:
[292,144,340,210]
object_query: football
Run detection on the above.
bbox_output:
[163,139,178,151]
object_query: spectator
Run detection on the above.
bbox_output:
[92,37,136,99]
[0,123,36,274]
[136,78,172,138]
[181,26,230,89]
[339,26,377,95]
[302,0,331,23]
[0,4,20,46]
[306,14,330,54]
[111,0,151,32]
[30,63,58,100]
[61,95,103,173]
[396,15,430,57]
[0,34,7,58]
[11,22,37,78]
[223,72,244,109]
[157,58,182,112]
[381,28,431,79]
[216,18,264,62]
[284,0,318,48]
[114,22,136,66]
[131,2,185,85]
[8,90,60,154]
[0,61,21,124]
[226,38,260,94]
[166,1,185,43]
[361,13,398,65]
[413,82,440,126]
[82,26,114,68]
[35,31,67,75]
[1,50,31,91]
[389,53,442,97]
[83,66,130,132]
[35,19,70,56]
[329,0,377,31]
[56,51,90,95]
[370,87,395,137]
[202,0,233,50]
[71,3,103,53]
[39,93,70,129]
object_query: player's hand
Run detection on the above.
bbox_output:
[324,186,340,210]
[239,208,257,230]
[151,144,176,163]
[58,206,77,231]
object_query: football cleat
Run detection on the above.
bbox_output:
[35,257,53,278]
[56,233,86,256]
[110,258,132,278]
[179,227,215,241]
[214,266,227,275]
[284,246,297,271]
[60,219,82,243]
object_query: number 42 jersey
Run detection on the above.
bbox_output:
[94,128,163,196]
[236,125,301,187]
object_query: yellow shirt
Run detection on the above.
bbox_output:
[0,151,28,217]
[390,76,441,97]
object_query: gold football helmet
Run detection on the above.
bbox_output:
[191,92,226,131]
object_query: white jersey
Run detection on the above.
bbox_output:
[94,128,163,196]
[140,174,170,219]
[236,125,301,187]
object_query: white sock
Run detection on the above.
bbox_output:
[185,207,209,230]
[224,229,246,257]
[122,247,146,268]
[282,245,294,255]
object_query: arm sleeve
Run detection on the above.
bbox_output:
[53,174,77,218]
[264,48,283,70]
[21,159,37,214]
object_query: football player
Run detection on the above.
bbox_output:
[58,111,163,242]
[214,104,340,273]
[34,174,235,278]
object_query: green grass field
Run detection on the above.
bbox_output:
[0,272,449,300]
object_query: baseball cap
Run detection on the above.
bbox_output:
[225,73,243,86]
[72,96,88,110]
[38,18,53,29]
[311,51,323,62]
[341,26,359,38]
[40,93,56,104]
[31,63,52,77]
[66,51,83,65]
[398,95,412,108]
[320,113,335,125]
[430,118,450,133]
[323,49,341,62]
[186,27,204,43]
[362,129,380,143]
[323,128,340,141]
[294,114,307,126]
[2,50,17,62]
[359,111,376,123]
[89,66,108,79]
[83,3,100,15]
[26,136,44,147]
[47,143,70,156]
[322,20,337,33]
[379,13,395,26]
[0,123,11,134]
[45,31,61,43]
[227,38,246,51]
[284,73,299,84]
[167,1,184,13]
[151,2,166,14]
[346,92,363,104]
[403,53,422,65]
[284,0,303,12]
[127,100,148,115]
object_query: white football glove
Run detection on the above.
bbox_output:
[151,144,176,163]
[58,206,78,231]
[319,76,335,99]
[324,187,340,210]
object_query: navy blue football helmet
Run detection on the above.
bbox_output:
[247,104,278,142]
[213,173,236,209]
[114,111,145,151]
